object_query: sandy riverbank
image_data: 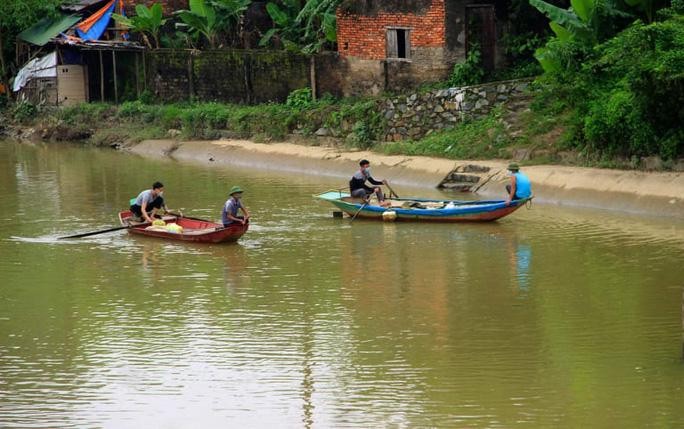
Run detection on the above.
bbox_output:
[127,139,684,217]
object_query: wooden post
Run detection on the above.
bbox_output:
[187,54,194,99]
[142,51,147,92]
[99,50,105,102]
[309,56,317,101]
[112,50,118,104]
[135,52,140,98]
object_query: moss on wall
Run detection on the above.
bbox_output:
[145,49,310,104]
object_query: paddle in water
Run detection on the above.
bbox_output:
[385,181,400,199]
[350,197,371,223]
[58,224,142,240]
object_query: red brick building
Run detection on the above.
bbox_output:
[335,0,504,94]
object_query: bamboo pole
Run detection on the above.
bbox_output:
[135,52,140,98]
[99,50,105,102]
[309,56,317,101]
[188,54,194,99]
[112,50,118,104]
[142,50,147,92]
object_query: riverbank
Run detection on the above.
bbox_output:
[127,138,684,218]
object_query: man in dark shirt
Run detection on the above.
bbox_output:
[349,159,389,205]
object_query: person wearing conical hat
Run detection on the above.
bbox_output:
[505,163,532,206]
[222,185,250,226]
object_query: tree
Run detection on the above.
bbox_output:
[113,3,168,49]
[0,0,63,95]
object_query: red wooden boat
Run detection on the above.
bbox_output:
[118,211,248,243]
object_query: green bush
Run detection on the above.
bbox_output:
[448,46,485,87]
[535,16,684,159]
[58,103,114,125]
[286,87,313,109]
[118,100,149,118]
[11,101,37,124]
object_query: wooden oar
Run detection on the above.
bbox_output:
[58,224,142,240]
[385,182,400,198]
[165,211,209,222]
[350,198,371,223]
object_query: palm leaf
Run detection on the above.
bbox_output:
[266,2,290,26]
[529,0,586,29]
[550,22,572,41]
[570,0,594,23]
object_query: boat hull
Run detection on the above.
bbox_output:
[315,191,530,222]
[118,211,248,243]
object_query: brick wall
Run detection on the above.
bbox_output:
[336,0,446,60]
[123,0,188,16]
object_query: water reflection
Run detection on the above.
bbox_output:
[508,239,532,295]
[220,244,251,293]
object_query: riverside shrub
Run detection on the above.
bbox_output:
[537,16,684,159]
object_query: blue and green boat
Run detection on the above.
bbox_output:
[315,190,531,222]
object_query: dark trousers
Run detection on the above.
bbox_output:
[130,196,164,217]
[351,187,385,201]
[223,216,244,228]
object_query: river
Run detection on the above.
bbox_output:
[1,141,683,428]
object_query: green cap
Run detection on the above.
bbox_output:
[229,185,244,195]
[507,163,520,171]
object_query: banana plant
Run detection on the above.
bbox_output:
[260,0,339,54]
[175,0,220,48]
[213,0,252,45]
[529,0,596,43]
[529,0,637,72]
[112,3,167,49]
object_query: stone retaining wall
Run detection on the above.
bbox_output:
[382,78,533,141]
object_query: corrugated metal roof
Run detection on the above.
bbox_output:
[17,15,82,46]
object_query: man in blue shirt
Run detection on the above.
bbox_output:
[505,163,532,206]
[222,186,250,226]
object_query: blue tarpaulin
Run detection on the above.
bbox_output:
[76,0,116,41]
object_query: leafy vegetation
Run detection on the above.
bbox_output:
[0,0,63,90]
[285,87,314,109]
[8,90,382,147]
[113,4,167,49]
[175,0,222,48]
[448,46,485,87]
[260,0,339,54]
[530,0,683,160]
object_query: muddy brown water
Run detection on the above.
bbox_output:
[1,141,683,428]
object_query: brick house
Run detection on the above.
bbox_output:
[335,0,506,94]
